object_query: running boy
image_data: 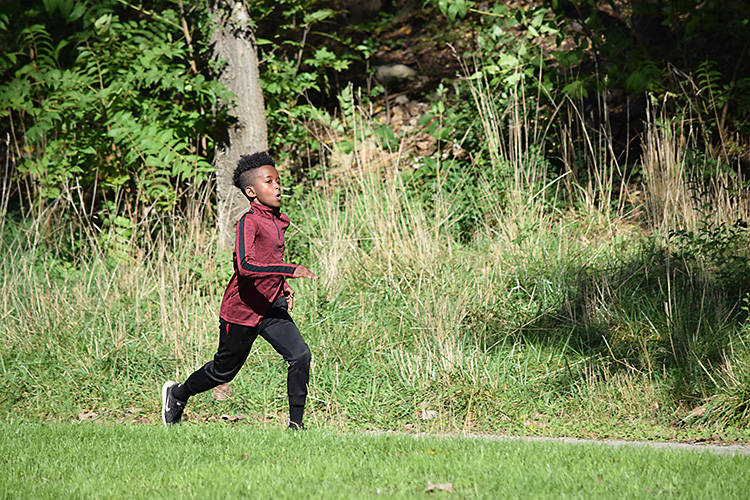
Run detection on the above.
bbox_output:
[161,151,317,429]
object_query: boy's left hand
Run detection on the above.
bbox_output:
[283,287,295,312]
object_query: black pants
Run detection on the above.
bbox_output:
[182,297,311,408]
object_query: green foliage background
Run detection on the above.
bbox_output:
[2,0,750,220]
[0,0,228,213]
[3,0,750,433]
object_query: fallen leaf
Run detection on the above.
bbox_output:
[420,410,437,420]
[426,482,453,493]
[213,383,233,400]
[220,414,245,422]
[241,453,249,460]
[687,405,706,418]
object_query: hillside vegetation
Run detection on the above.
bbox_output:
[2,0,750,439]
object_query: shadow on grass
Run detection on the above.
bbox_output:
[478,226,750,417]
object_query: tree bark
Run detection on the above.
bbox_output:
[210,0,268,251]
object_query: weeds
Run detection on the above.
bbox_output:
[3,72,750,440]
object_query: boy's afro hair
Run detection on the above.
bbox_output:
[233,151,275,189]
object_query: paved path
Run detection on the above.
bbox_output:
[371,431,750,455]
[474,434,750,455]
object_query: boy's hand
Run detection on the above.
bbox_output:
[283,287,295,312]
[285,267,316,312]
[292,266,318,280]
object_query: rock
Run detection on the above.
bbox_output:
[374,64,418,84]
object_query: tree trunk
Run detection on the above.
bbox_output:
[210,0,268,251]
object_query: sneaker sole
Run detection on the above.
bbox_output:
[161,380,176,427]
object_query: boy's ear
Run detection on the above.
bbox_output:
[244,184,256,199]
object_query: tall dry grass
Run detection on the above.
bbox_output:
[3,70,750,432]
[0,182,226,419]
[294,68,750,430]
[642,103,750,237]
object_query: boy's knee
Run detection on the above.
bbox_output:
[292,345,311,367]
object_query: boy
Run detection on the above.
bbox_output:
[161,151,317,429]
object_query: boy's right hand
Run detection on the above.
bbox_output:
[292,265,318,280]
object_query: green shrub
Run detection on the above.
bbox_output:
[0,0,227,212]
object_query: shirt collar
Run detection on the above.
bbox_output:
[249,201,279,217]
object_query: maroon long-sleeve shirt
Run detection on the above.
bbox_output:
[219,202,298,327]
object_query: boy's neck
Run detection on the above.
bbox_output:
[250,200,279,212]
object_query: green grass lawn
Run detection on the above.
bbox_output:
[1,422,748,499]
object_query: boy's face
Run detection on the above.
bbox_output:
[246,165,282,208]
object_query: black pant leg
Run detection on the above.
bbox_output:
[256,298,311,408]
[182,320,257,397]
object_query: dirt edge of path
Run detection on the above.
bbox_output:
[366,431,750,456]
